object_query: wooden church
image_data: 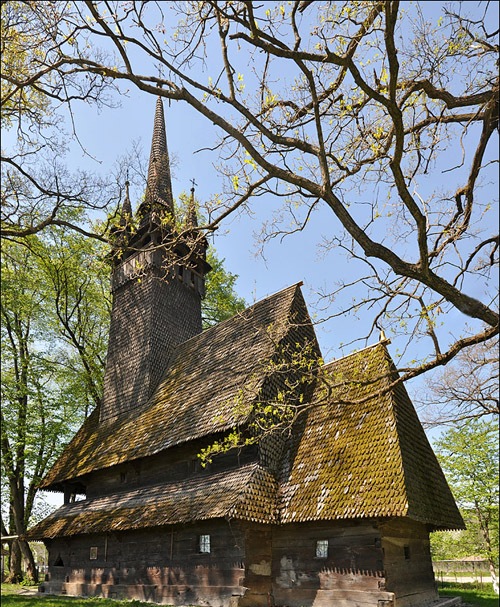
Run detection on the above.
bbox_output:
[29,98,464,607]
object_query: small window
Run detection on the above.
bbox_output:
[315,539,328,559]
[89,547,98,560]
[404,545,410,560]
[199,534,211,554]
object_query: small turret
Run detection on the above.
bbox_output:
[120,180,132,226]
[186,184,199,229]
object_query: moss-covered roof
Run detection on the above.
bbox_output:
[31,286,463,539]
[30,463,278,539]
[279,343,465,530]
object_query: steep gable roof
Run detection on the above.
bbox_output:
[41,283,314,490]
[279,342,465,531]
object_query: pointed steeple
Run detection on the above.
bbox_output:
[120,180,132,227]
[101,98,212,422]
[139,96,175,223]
[186,184,198,229]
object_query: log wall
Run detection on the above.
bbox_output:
[379,519,437,607]
[41,517,438,607]
[270,520,391,607]
[42,520,246,607]
[84,441,257,499]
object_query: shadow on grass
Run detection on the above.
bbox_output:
[1,594,166,607]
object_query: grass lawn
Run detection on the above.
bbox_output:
[438,582,498,607]
[1,585,178,607]
[2,581,498,607]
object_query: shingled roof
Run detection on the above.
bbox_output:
[40,283,315,490]
[29,463,278,539]
[279,342,465,531]
[31,286,463,540]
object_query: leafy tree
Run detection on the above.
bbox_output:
[433,419,499,593]
[0,231,110,582]
[22,0,496,384]
[204,248,247,327]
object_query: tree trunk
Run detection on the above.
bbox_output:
[6,540,22,583]
[4,539,38,584]
[19,539,38,583]
[489,560,499,595]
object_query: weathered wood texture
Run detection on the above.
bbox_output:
[84,440,257,499]
[43,521,246,607]
[41,517,439,607]
[380,519,437,607]
[271,520,389,607]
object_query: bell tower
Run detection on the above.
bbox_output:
[100,97,210,422]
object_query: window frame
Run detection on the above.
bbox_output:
[199,534,211,554]
[315,539,329,559]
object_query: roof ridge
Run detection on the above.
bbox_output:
[175,281,305,349]
[323,339,391,370]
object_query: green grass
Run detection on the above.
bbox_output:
[438,582,498,607]
[3,582,498,607]
[1,585,177,607]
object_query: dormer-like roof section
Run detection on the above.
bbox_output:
[279,343,465,531]
[40,283,317,490]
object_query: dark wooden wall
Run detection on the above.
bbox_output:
[43,520,246,607]
[42,517,438,607]
[379,518,437,607]
[84,440,258,499]
[270,520,391,607]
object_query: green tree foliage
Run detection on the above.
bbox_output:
[204,248,246,327]
[433,420,499,592]
[1,230,110,582]
[0,1,51,129]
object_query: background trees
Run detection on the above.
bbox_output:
[420,337,499,427]
[1,231,110,581]
[433,419,499,593]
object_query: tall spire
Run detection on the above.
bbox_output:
[141,96,175,222]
